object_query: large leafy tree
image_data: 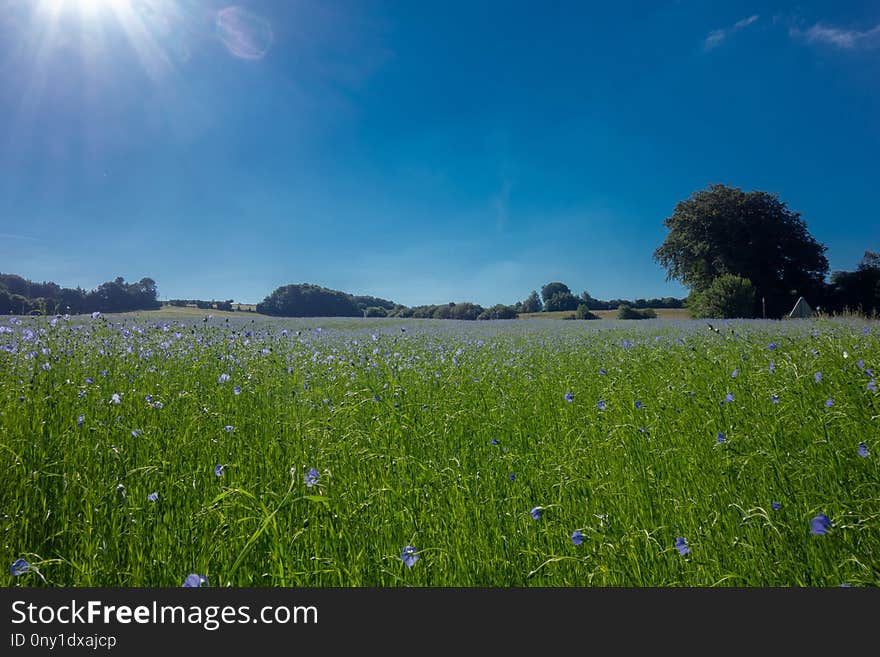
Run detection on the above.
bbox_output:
[540,282,579,312]
[653,184,828,317]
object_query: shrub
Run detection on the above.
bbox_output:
[688,275,756,318]
[617,304,656,320]
[576,304,600,320]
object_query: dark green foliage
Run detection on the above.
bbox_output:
[617,304,656,320]
[575,304,600,320]
[579,289,684,310]
[364,306,387,317]
[540,282,572,303]
[688,275,756,318]
[543,291,580,312]
[477,304,518,320]
[257,283,364,317]
[0,273,160,314]
[825,250,880,316]
[351,295,397,311]
[520,290,543,313]
[653,184,828,317]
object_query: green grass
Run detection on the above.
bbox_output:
[1,314,878,587]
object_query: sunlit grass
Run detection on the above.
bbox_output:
[1,314,878,586]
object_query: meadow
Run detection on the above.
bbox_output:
[1,313,878,587]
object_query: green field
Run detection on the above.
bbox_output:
[2,314,878,586]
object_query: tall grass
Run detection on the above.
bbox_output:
[1,315,878,586]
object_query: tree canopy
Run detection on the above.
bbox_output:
[0,273,160,315]
[826,250,880,316]
[653,184,828,317]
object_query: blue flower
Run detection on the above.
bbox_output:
[401,545,418,568]
[731,369,739,378]
[223,425,234,433]
[233,385,241,395]
[811,514,831,535]
[218,373,230,384]
[571,530,585,546]
[825,398,834,408]
[634,400,642,409]
[10,558,29,576]
[768,342,777,350]
[183,574,208,587]
[598,368,606,376]
[771,501,781,511]
[305,467,319,487]
[769,361,775,374]
[723,393,734,404]
[491,439,499,446]
[814,372,822,383]
[91,311,101,319]
[868,379,877,393]
[77,414,84,427]
[214,464,225,477]
[564,392,574,402]
[508,473,516,481]
[857,359,864,370]
[771,394,779,404]
[147,492,158,502]
[716,432,727,444]
[530,506,543,520]
[674,536,690,556]
[858,443,869,458]
[597,399,606,411]
[110,393,121,405]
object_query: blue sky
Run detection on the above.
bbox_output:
[1,1,878,306]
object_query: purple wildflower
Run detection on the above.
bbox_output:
[674,537,690,556]
[571,530,585,546]
[401,545,418,568]
[10,558,29,576]
[183,574,208,587]
[858,443,869,458]
[810,514,831,535]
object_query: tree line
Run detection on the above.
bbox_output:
[0,274,160,315]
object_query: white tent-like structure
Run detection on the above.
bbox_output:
[788,296,815,319]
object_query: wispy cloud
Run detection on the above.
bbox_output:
[0,232,38,241]
[791,22,880,50]
[704,14,760,51]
